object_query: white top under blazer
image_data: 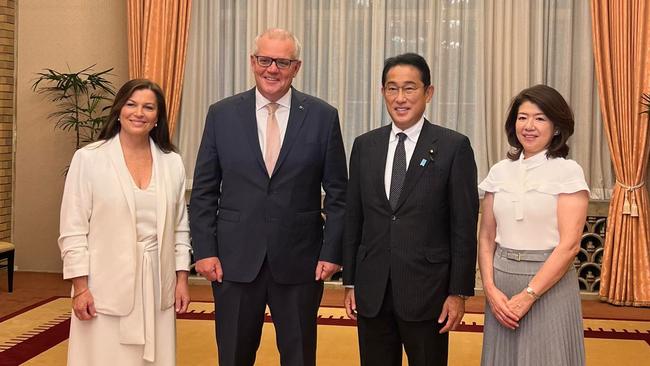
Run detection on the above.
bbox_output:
[478,150,590,250]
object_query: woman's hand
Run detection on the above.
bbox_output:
[175,271,191,314]
[72,288,97,321]
[484,285,519,330]
[506,290,536,319]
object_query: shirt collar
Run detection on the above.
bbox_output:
[519,149,549,170]
[256,88,292,111]
[390,116,425,143]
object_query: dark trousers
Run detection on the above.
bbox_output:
[357,281,449,366]
[212,259,324,366]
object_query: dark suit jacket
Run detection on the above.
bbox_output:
[189,87,347,285]
[342,120,478,321]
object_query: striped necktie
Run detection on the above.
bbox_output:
[389,132,407,210]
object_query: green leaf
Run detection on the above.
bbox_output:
[32,65,116,152]
[641,93,650,115]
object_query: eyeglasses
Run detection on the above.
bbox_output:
[254,55,298,69]
[383,85,423,96]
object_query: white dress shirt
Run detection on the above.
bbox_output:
[384,117,425,199]
[478,150,590,250]
[255,88,292,154]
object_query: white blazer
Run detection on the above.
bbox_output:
[58,135,191,316]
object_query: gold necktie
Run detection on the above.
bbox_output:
[264,102,280,176]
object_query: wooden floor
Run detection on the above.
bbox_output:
[1,271,649,321]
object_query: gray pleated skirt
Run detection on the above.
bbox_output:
[481,246,585,366]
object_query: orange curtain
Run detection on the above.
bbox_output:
[591,0,650,306]
[127,0,192,137]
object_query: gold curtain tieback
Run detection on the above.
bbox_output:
[615,180,646,217]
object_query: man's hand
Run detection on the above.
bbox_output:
[344,287,357,320]
[314,260,341,281]
[195,257,223,282]
[438,295,466,333]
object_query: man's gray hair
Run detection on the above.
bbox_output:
[252,28,302,60]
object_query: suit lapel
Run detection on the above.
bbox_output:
[272,88,307,176]
[395,120,438,211]
[107,135,136,227]
[374,125,392,210]
[237,88,267,174]
[150,141,167,245]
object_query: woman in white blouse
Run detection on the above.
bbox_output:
[478,85,589,366]
[58,79,192,365]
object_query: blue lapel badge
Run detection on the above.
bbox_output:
[420,158,427,167]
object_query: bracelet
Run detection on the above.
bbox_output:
[73,288,89,299]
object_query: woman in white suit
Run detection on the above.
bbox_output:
[58,79,192,365]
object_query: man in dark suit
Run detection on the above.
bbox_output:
[342,53,478,366]
[189,28,347,366]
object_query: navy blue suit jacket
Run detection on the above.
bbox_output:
[189,87,347,285]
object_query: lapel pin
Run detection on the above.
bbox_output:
[428,148,437,161]
[298,105,304,110]
[420,159,427,167]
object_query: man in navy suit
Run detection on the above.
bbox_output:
[189,29,347,366]
[342,53,478,366]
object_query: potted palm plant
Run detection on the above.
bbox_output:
[32,65,115,150]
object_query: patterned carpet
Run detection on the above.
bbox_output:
[1,297,649,365]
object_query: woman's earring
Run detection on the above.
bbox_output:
[155,123,158,127]
[553,130,560,136]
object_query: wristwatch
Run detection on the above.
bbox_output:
[455,294,470,300]
[525,286,540,300]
